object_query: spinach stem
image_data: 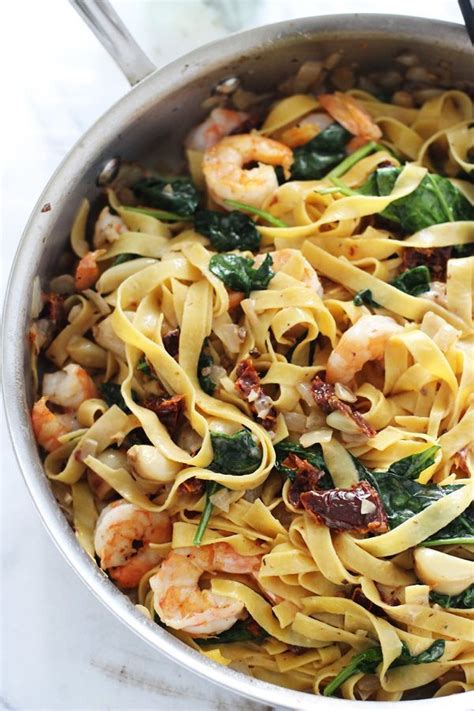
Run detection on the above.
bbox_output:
[419,536,474,547]
[327,140,380,179]
[330,177,359,196]
[224,199,288,227]
[193,482,220,545]
[323,660,360,697]
[125,206,192,222]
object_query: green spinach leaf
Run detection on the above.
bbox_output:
[99,382,138,414]
[209,253,274,295]
[353,288,380,307]
[291,123,352,180]
[198,349,217,395]
[196,618,268,646]
[359,167,474,233]
[274,439,333,489]
[112,253,140,266]
[210,429,262,475]
[386,445,440,479]
[324,641,445,696]
[133,176,200,217]
[195,210,260,252]
[391,266,431,296]
[430,585,474,609]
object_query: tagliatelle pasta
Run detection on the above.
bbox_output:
[29,72,473,701]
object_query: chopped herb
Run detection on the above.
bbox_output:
[353,289,380,307]
[291,123,352,180]
[136,358,154,377]
[430,585,474,609]
[359,166,474,233]
[209,253,274,296]
[223,199,287,228]
[324,640,445,697]
[133,176,200,217]
[196,617,268,646]
[194,210,260,252]
[391,266,431,296]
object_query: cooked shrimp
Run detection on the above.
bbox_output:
[42,363,97,409]
[75,250,104,291]
[326,315,403,385]
[278,112,333,148]
[255,249,323,297]
[318,92,382,150]
[186,108,250,151]
[93,207,126,248]
[150,542,261,636]
[31,397,75,452]
[94,500,172,588]
[203,134,293,209]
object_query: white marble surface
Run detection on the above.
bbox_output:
[1,1,464,709]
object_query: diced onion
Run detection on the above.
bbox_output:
[210,364,226,384]
[283,412,307,434]
[209,488,241,512]
[254,394,273,417]
[334,382,357,403]
[299,428,332,447]
[297,381,315,407]
[49,274,76,294]
[360,498,377,514]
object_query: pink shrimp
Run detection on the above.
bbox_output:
[318,92,382,151]
[185,108,250,151]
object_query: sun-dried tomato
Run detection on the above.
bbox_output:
[311,376,376,438]
[41,292,65,328]
[162,328,180,358]
[235,358,277,431]
[143,394,185,432]
[284,454,325,507]
[179,477,205,496]
[300,481,388,534]
[402,246,451,282]
[351,586,387,617]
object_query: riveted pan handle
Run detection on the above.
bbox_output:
[68,0,156,85]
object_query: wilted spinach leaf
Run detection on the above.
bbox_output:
[100,382,138,414]
[133,176,199,217]
[359,167,474,233]
[353,288,380,307]
[274,439,333,489]
[210,429,262,475]
[291,123,351,180]
[198,348,217,395]
[194,210,260,252]
[112,253,140,266]
[430,585,474,609]
[196,617,268,646]
[386,445,440,479]
[324,640,445,697]
[209,253,274,295]
[391,266,431,296]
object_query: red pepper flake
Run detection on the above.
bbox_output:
[300,481,388,534]
[311,376,376,438]
[284,454,325,507]
[41,202,51,213]
[235,358,277,431]
[143,394,185,432]
[162,328,180,358]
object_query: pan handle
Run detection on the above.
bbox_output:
[68,0,156,86]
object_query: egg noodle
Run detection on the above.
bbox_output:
[30,82,473,701]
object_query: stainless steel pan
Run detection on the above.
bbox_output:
[3,3,473,708]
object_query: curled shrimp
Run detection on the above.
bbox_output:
[278,112,333,148]
[75,249,105,291]
[94,500,172,589]
[150,543,261,636]
[185,108,250,151]
[326,315,403,385]
[318,92,382,150]
[31,397,75,452]
[93,207,126,248]
[42,363,97,409]
[254,249,323,297]
[203,134,293,209]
